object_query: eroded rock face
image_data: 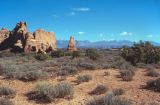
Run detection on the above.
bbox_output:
[67,36,77,51]
[0,28,11,50]
[0,22,57,53]
[0,28,10,43]
[11,22,28,52]
[34,29,57,52]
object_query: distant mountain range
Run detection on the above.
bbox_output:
[57,40,160,49]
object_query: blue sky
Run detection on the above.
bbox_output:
[0,0,160,42]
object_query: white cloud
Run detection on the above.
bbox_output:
[73,8,90,12]
[78,32,85,35]
[67,12,76,16]
[120,31,133,36]
[147,34,153,38]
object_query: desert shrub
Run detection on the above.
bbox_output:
[112,88,124,96]
[120,70,135,81]
[34,53,51,61]
[22,52,36,60]
[85,49,100,60]
[0,98,14,105]
[0,87,16,98]
[64,51,72,56]
[102,64,113,69]
[55,82,74,98]
[146,68,159,77]
[111,57,127,69]
[0,65,19,79]
[86,93,131,105]
[89,85,108,95]
[72,51,81,58]
[121,41,160,65]
[51,50,65,58]
[18,70,49,81]
[57,66,78,76]
[146,78,160,92]
[78,62,97,70]
[27,82,73,103]
[0,51,15,58]
[0,65,4,75]
[76,74,92,84]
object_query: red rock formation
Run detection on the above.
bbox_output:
[0,22,57,53]
[34,29,57,52]
[67,36,77,51]
[0,28,10,43]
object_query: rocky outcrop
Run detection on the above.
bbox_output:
[11,22,28,52]
[0,22,57,53]
[0,28,10,43]
[34,29,57,52]
[67,36,77,51]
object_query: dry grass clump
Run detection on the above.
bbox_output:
[146,68,159,77]
[120,70,135,81]
[146,78,160,92]
[86,93,131,105]
[89,85,108,95]
[18,70,49,82]
[34,53,51,61]
[78,62,97,70]
[0,98,14,105]
[57,66,78,76]
[112,88,124,96]
[0,87,16,98]
[27,82,73,103]
[76,74,92,84]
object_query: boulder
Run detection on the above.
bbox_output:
[67,36,77,51]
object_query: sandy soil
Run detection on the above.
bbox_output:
[0,69,160,105]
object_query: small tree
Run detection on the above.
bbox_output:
[72,51,81,58]
[85,49,100,60]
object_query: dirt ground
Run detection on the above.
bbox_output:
[0,69,159,105]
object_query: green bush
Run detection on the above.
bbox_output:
[121,41,160,65]
[72,51,81,58]
[76,74,92,84]
[89,85,108,95]
[51,50,65,58]
[0,98,14,105]
[0,87,16,98]
[85,49,100,60]
[34,53,51,61]
[86,93,131,105]
[27,82,73,103]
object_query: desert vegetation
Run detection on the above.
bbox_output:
[27,82,73,103]
[121,41,160,65]
[0,42,159,104]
